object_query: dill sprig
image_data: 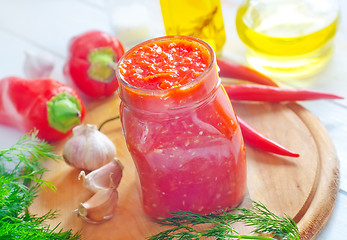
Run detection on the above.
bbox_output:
[147,201,300,240]
[0,131,82,240]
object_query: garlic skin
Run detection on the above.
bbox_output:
[23,50,55,79]
[78,158,124,193]
[63,124,117,171]
[77,187,118,224]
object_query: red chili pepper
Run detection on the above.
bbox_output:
[225,84,343,102]
[237,116,299,157]
[64,30,125,98]
[0,77,86,142]
[217,58,278,87]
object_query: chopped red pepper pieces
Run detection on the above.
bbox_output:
[237,116,300,158]
[217,58,278,87]
[224,84,343,102]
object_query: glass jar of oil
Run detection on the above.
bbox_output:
[160,0,226,54]
[236,0,340,79]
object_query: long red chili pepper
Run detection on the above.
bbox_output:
[217,58,279,87]
[225,84,343,101]
[0,77,86,142]
[217,61,341,157]
[237,116,299,157]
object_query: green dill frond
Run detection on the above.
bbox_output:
[147,201,300,240]
[0,214,82,240]
[0,131,58,171]
[0,132,58,190]
[0,132,82,240]
[231,202,300,239]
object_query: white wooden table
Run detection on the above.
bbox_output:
[0,0,345,239]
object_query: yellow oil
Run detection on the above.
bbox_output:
[160,0,226,54]
[236,0,339,79]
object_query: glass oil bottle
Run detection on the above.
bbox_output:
[236,0,340,79]
[160,0,226,54]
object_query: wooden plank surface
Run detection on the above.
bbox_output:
[30,94,339,239]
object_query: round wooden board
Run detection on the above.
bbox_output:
[31,94,339,240]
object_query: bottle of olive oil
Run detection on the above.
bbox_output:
[236,0,340,79]
[160,0,226,54]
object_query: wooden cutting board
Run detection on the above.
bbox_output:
[30,93,339,240]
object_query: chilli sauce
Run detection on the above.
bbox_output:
[116,36,246,220]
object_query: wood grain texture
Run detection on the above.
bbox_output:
[287,103,339,240]
[233,102,339,239]
[30,95,339,239]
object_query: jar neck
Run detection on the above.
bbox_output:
[117,59,220,114]
[116,36,220,114]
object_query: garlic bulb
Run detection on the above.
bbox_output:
[63,124,117,171]
[23,50,55,79]
[76,187,118,224]
[78,158,124,193]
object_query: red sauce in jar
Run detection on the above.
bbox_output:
[120,39,210,90]
[117,36,246,220]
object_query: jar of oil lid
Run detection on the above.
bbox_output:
[236,0,340,79]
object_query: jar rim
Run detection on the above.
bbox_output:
[115,35,216,95]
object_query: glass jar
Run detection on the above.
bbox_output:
[160,0,226,55]
[236,0,340,79]
[116,36,246,220]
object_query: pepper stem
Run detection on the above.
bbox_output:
[47,92,82,133]
[98,116,120,131]
[87,47,116,83]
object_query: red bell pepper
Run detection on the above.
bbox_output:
[224,84,343,102]
[0,77,86,142]
[217,58,279,87]
[64,30,125,98]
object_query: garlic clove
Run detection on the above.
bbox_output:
[76,187,118,224]
[63,124,117,171]
[78,158,124,193]
[23,50,55,79]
